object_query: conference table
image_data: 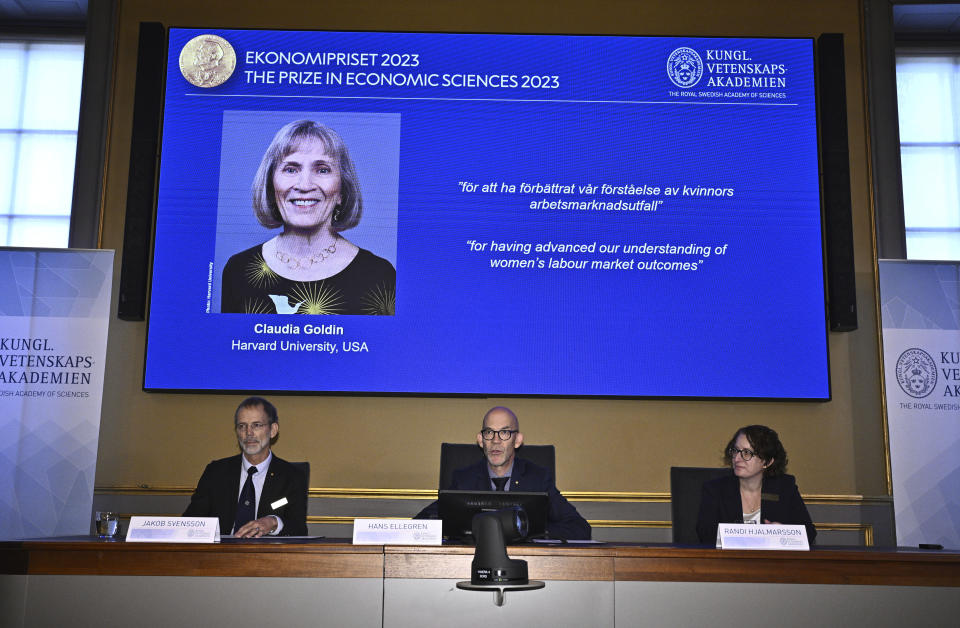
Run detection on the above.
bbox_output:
[1,538,958,627]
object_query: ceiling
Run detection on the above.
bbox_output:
[0,2,957,36]
[0,0,87,25]
[893,2,960,35]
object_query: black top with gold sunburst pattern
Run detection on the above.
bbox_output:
[221,244,395,315]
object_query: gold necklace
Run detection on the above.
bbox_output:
[275,237,338,270]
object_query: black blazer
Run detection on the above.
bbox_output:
[415,457,591,540]
[696,472,816,544]
[183,453,308,536]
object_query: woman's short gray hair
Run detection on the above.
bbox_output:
[251,120,362,230]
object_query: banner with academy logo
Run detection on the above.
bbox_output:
[879,260,960,548]
[0,248,113,539]
[664,41,791,101]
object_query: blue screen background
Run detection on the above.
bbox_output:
[146,29,829,398]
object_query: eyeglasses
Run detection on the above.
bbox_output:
[727,446,757,461]
[236,422,269,434]
[480,428,518,441]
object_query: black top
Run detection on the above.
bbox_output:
[696,473,817,544]
[221,244,395,315]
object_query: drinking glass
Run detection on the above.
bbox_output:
[95,511,120,538]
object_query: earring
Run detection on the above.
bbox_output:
[333,206,342,222]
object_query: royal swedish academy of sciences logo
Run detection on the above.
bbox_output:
[666,47,703,88]
[896,348,937,398]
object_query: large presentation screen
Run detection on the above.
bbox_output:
[145,28,830,398]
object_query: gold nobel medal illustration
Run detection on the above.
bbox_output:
[180,34,236,88]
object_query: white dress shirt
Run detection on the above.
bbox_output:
[237,452,283,534]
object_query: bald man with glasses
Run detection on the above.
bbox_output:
[416,406,590,540]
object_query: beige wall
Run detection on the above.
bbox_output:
[95,0,885,499]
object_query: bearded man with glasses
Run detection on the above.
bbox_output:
[415,406,590,540]
[183,396,307,537]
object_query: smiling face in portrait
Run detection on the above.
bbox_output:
[730,432,771,482]
[272,139,342,232]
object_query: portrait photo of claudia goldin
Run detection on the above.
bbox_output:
[219,116,397,315]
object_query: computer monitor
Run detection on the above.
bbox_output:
[438,490,548,541]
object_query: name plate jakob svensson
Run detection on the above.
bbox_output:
[126,516,220,543]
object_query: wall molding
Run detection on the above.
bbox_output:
[95,485,894,506]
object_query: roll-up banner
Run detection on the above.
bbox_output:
[0,248,114,539]
[879,260,960,549]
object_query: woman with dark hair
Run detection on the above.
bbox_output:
[695,424,816,544]
[221,120,395,315]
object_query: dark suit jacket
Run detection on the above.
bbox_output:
[415,457,591,540]
[183,453,308,536]
[695,473,816,544]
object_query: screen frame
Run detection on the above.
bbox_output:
[141,26,833,401]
